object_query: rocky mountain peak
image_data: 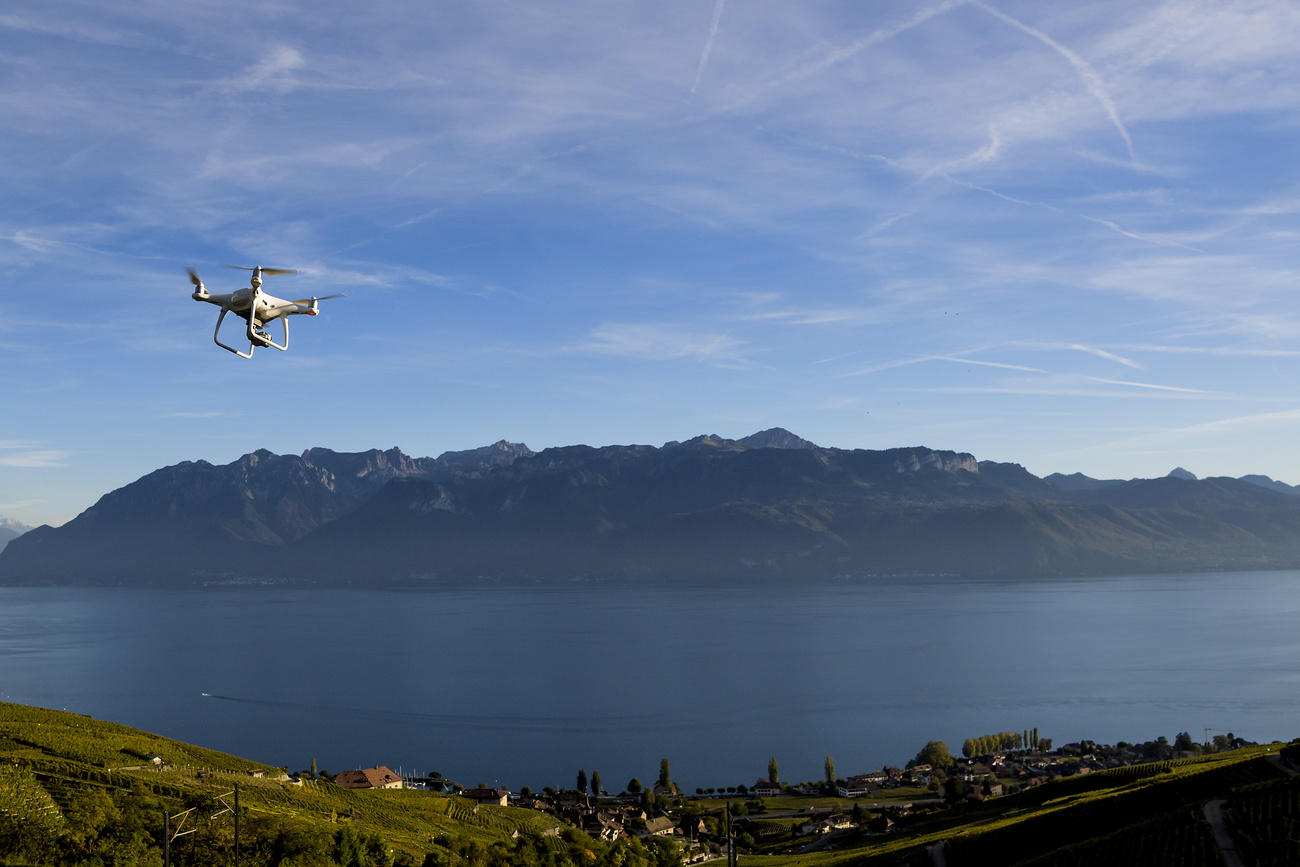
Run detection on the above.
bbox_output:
[1167,467,1198,481]
[738,428,818,450]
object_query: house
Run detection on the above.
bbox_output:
[584,809,626,841]
[641,816,677,837]
[334,766,404,790]
[462,787,509,806]
[797,814,852,836]
[752,779,781,797]
[837,777,870,798]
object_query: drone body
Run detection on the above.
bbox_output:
[189,266,341,358]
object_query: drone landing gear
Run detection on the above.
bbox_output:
[213,308,289,358]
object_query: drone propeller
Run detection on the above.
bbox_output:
[187,267,203,287]
[222,264,300,276]
[290,293,344,304]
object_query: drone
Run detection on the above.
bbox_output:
[189,265,342,358]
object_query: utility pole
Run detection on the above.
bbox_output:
[235,783,240,867]
[725,801,737,867]
[164,806,195,867]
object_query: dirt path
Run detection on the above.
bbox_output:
[1203,799,1244,867]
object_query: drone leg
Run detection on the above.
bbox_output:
[214,308,254,358]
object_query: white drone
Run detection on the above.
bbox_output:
[189,265,342,358]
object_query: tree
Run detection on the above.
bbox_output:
[577,769,587,796]
[914,741,955,769]
[943,775,964,803]
[767,756,778,784]
[824,754,835,787]
[627,778,642,794]
[658,758,671,788]
[962,739,974,758]
[311,757,317,779]
[591,769,601,799]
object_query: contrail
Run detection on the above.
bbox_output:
[692,0,727,93]
[973,1,1136,163]
[724,0,969,108]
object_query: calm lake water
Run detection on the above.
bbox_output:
[2,571,1298,792]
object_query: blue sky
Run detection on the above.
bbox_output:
[4,0,1300,526]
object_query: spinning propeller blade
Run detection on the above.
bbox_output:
[290,293,344,304]
[187,267,203,287]
[222,264,299,275]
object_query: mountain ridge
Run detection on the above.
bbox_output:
[5,430,1300,585]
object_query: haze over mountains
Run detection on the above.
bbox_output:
[0,518,31,555]
[3,429,1300,586]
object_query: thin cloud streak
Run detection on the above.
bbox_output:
[582,322,746,364]
[692,0,727,93]
[725,0,968,107]
[973,1,1136,162]
[0,450,70,468]
[901,385,1220,400]
[842,354,1046,377]
[1049,409,1300,460]
[1084,376,1213,394]
[1068,344,1142,369]
[1115,344,1300,358]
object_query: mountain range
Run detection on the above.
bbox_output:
[4,429,1300,586]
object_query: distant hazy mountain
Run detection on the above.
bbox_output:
[0,517,31,554]
[5,433,1300,585]
[1167,467,1198,481]
[1043,472,1127,492]
[1238,474,1300,497]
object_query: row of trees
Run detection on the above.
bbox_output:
[961,728,1049,758]
[571,757,673,800]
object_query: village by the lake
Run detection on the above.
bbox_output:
[228,729,1280,863]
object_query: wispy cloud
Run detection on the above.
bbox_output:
[1018,342,1143,369]
[692,0,728,93]
[1084,376,1212,394]
[922,124,1002,180]
[217,45,306,94]
[1113,344,1300,359]
[1081,216,1201,251]
[0,449,69,468]
[842,354,1046,377]
[724,0,968,107]
[1049,408,1300,461]
[582,323,746,363]
[973,1,1135,162]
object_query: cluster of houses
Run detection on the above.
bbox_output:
[830,750,1121,803]
[319,748,1125,858]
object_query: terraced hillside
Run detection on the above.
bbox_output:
[0,702,674,866]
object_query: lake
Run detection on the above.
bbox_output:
[2,571,1298,792]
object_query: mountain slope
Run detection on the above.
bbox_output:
[5,433,1300,585]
